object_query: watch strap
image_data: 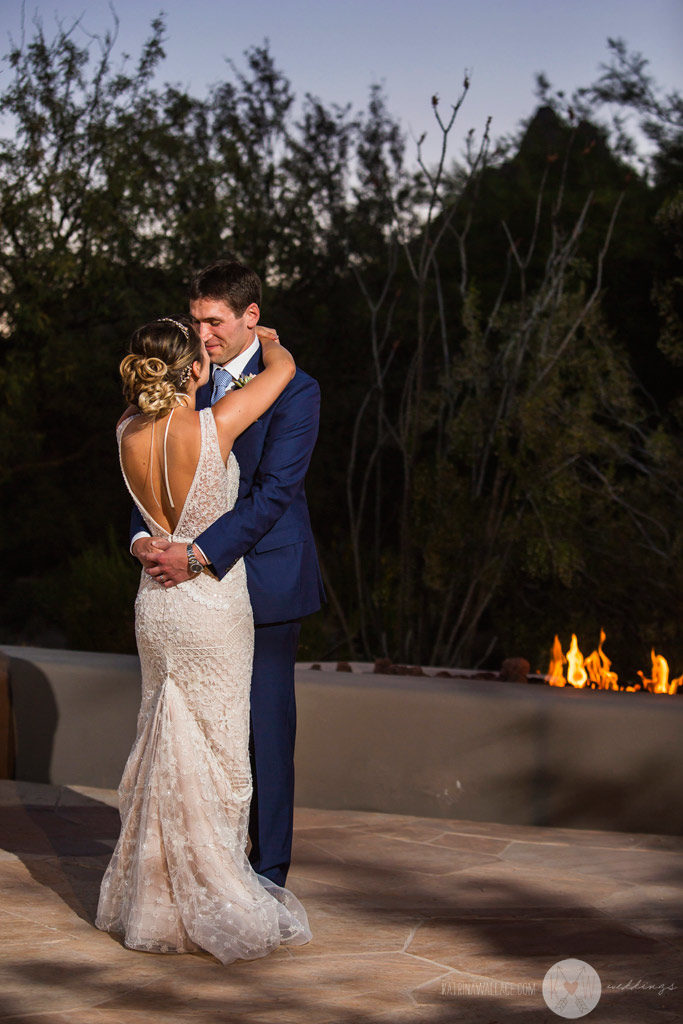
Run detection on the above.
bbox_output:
[186,543,203,575]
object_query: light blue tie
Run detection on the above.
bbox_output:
[211,366,234,404]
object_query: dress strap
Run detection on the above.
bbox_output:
[163,408,176,509]
[148,419,160,507]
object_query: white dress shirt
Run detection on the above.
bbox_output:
[221,337,260,381]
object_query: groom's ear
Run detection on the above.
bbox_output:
[244,303,260,329]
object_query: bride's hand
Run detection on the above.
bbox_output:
[256,325,279,344]
[260,337,294,372]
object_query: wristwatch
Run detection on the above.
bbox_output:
[186,543,204,575]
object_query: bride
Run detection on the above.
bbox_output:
[96,315,311,963]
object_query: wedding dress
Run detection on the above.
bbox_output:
[96,406,311,963]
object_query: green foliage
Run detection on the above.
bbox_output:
[57,528,139,652]
[0,17,681,674]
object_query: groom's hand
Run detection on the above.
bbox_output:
[132,537,171,568]
[144,541,193,587]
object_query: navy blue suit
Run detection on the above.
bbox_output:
[130,344,324,885]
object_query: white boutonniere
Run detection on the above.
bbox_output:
[234,373,256,388]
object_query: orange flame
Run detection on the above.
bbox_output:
[547,635,566,686]
[566,634,588,688]
[547,632,681,694]
[638,650,681,695]
[584,630,619,690]
[544,626,683,692]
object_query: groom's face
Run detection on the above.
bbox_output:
[189,297,259,366]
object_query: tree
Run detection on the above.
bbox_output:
[0,13,185,647]
[336,98,683,669]
[1,15,681,675]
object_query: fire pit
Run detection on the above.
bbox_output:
[4,645,682,837]
[310,629,682,696]
[295,657,683,836]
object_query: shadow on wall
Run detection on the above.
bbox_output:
[2,653,58,783]
[0,653,13,777]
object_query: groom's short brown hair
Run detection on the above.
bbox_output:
[189,258,262,317]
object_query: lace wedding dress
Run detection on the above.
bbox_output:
[96,407,311,963]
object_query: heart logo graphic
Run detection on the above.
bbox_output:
[544,959,601,1017]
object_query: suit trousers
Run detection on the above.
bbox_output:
[247,620,301,887]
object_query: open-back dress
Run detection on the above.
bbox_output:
[96,407,311,963]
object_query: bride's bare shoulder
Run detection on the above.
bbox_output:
[116,405,139,429]
[168,405,202,429]
[116,406,200,445]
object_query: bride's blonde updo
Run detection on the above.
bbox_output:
[120,316,202,419]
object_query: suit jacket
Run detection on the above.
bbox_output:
[130,345,325,625]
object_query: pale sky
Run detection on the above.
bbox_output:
[2,0,681,165]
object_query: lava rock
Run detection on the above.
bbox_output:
[500,657,531,683]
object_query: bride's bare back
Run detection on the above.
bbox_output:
[118,336,295,536]
[119,407,214,536]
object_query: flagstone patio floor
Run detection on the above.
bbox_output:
[0,781,681,1024]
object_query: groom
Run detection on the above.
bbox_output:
[130,258,325,887]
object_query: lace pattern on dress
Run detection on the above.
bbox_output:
[97,407,311,963]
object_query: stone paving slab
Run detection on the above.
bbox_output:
[0,781,681,1023]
